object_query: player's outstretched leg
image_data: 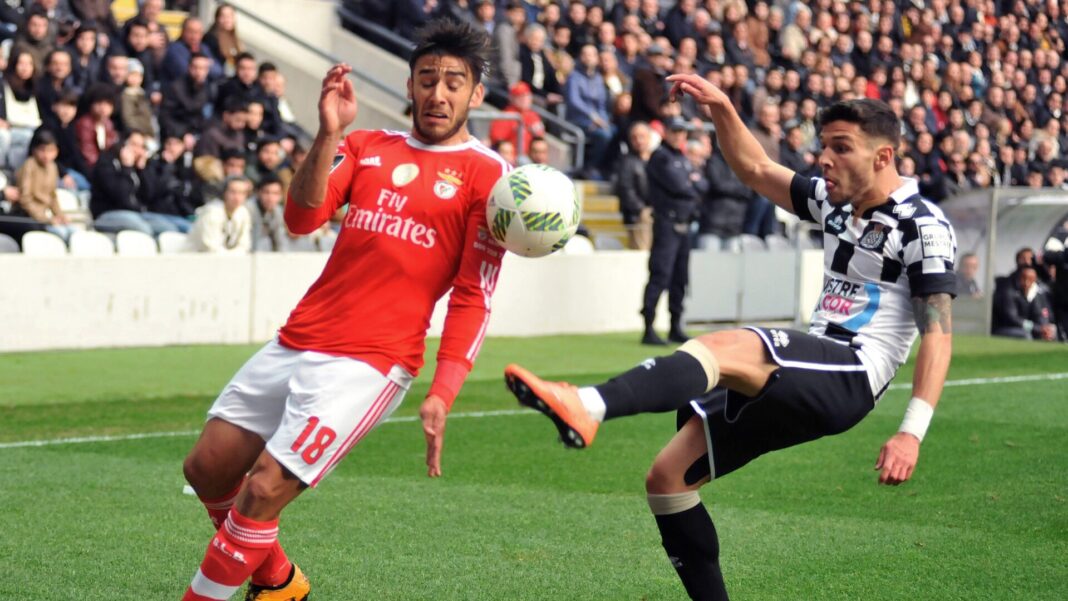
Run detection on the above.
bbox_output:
[646,417,728,601]
[506,335,766,448]
[183,420,303,597]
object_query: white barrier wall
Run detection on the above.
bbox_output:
[0,251,812,352]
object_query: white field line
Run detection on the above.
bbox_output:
[3,372,1068,450]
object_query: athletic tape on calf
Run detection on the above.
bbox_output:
[677,340,720,392]
[648,491,701,515]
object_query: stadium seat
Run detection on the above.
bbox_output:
[696,233,723,251]
[593,234,625,250]
[21,230,67,256]
[721,236,742,253]
[562,235,595,255]
[765,235,792,251]
[116,230,159,256]
[158,231,191,254]
[0,232,19,252]
[70,231,115,256]
[740,234,767,252]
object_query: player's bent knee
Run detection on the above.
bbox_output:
[645,457,690,495]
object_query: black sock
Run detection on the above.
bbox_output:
[595,352,707,420]
[654,503,729,601]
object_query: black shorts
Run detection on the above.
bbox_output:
[677,327,875,483]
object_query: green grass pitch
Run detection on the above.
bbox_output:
[1,333,1066,600]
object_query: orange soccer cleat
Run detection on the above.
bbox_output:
[504,364,599,448]
[245,564,310,601]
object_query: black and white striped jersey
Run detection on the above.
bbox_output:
[790,174,957,399]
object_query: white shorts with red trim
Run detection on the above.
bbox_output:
[207,339,413,487]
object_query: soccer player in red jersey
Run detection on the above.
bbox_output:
[178,20,508,601]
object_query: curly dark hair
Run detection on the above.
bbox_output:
[408,19,491,85]
[818,98,902,150]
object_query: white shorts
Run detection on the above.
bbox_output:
[207,339,413,487]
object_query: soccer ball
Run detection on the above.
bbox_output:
[486,164,582,258]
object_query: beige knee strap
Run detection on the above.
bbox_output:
[678,339,720,393]
[647,491,701,515]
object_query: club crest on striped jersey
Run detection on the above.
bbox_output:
[825,210,847,235]
[859,223,888,251]
[392,163,420,187]
[434,168,463,200]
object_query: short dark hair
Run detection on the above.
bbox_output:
[258,62,278,76]
[235,52,256,65]
[817,98,901,149]
[257,173,283,190]
[30,128,57,151]
[408,19,491,85]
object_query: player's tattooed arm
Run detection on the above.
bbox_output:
[912,293,953,334]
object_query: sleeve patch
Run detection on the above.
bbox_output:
[919,224,952,259]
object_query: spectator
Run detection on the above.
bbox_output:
[779,124,815,176]
[243,99,269,153]
[187,175,252,253]
[246,174,291,252]
[744,102,782,238]
[121,17,160,100]
[120,59,155,141]
[66,21,101,94]
[12,129,73,241]
[144,131,201,226]
[202,2,245,74]
[89,130,182,236]
[992,266,1056,340]
[519,23,562,109]
[957,252,982,299]
[195,95,247,162]
[161,17,222,84]
[124,0,169,68]
[698,134,753,247]
[214,51,258,116]
[395,0,439,41]
[198,146,247,201]
[12,7,54,74]
[630,43,672,123]
[565,44,614,180]
[34,48,74,127]
[472,0,495,36]
[614,120,653,250]
[489,81,545,156]
[73,84,118,169]
[97,53,130,125]
[159,52,212,141]
[491,0,525,89]
[254,62,284,138]
[527,135,550,165]
[245,136,292,194]
[491,139,517,167]
[38,90,89,192]
[663,0,697,49]
[2,50,45,168]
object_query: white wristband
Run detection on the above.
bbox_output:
[898,397,934,442]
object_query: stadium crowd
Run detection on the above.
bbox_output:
[0,0,326,252]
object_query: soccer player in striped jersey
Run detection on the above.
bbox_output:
[505,74,955,600]
[178,20,509,601]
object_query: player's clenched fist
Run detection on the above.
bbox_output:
[319,63,358,135]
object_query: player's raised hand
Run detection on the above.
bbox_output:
[419,394,449,478]
[319,63,357,136]
[875,432,920,485]
[666,73,730,116]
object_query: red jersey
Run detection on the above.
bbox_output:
[281,129,508,391]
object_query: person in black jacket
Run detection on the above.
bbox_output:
[89,130,187,235]
[697,137,753,247]
[614,120,653,249]
[38,90,90,192]
[991,266,1056,340]
[641,117,706,345]
[144,131,202,222]
[158,52,212,141]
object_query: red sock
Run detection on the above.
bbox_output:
[198,479,245,530]
[197,479,291,587]
[181,508,278,601]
